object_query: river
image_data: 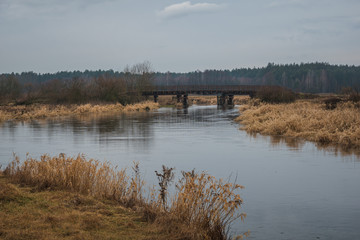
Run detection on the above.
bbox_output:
[1,105,359,239]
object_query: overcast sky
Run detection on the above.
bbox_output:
[1,0,359,73]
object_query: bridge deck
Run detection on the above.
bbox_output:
[142,85,265,96]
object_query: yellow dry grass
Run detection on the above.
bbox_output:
[3,154,246,240]
[0,110,12,122]
[168,170,247,239]
[0,101,159,122]
[190,96,249,105]
[0,172,168,240]
[236,100,360,150]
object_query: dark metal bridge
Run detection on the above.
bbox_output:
[142,85,265,106]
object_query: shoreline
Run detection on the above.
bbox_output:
[0,101,159,122]
[0,96,250,122]
[236,99,360,151]
[0,154,246,240]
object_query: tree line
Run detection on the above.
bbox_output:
[0,62,153,105]
[1,62,360,104]
[155,62,360,93]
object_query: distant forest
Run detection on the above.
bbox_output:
[154,63,360,93]
[1,62,360,104]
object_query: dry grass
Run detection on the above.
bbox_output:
[0,101,159,122]
[168,170,246,239]
[3,154,246,240]
[0,110,12,122]
[236,100,360,150]
[4,154,141,206]
[0,172,167,240]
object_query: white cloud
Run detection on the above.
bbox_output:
[158,1,222,19]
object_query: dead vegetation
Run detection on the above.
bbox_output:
[0,101,159,122]
[0,171,167,240]
[2,154,246,240]
[236,99,360,150]
[256,86,296,103]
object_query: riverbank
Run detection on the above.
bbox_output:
[1,154,246,240]
[0,101,159,122]
[236,99,360,150]
[0,172,168,240]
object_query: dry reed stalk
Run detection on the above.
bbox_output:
[0,101,159,122]
[123,101,159,112]
[189,96,217,105]
[0,110,11,121]
[168,170,246,239]
[237,100,360,149]
[155,165,175,210]
[4,154,134,204]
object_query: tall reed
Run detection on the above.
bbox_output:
[0,101,159,122]
[4,154,134,204]
[169,170,246,239]
[4,154,245,240]
[237,100,360,149]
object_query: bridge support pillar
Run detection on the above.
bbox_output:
[154,94,158,103]
[183,94,188,107]
[177,94,182,103]
[227,95,234,106]
[217,94,226,106]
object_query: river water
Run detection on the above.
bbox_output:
[1,105,359,239]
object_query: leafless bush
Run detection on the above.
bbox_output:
[256,86,296,103]
[155,165,175,210]
[342,87,360,102]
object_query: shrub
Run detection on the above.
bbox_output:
[342,87,360,102]
[256,86,296,103]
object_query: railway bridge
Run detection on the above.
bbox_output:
[142,85,267,106]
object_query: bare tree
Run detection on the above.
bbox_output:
[0,74,22,103]
[123,61,154,101]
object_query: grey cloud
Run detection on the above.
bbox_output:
[0,0,117,19]
[267,0,307,7]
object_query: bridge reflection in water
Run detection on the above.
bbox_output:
[142,85,265,106]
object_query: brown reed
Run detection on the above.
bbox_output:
[169,170,246,239]
[4,154,245,240]
[236,100,360,150]
[0,101,159,122]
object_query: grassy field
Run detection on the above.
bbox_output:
[0,101,159,122]
[1,154,247,240]
[236,99,360,150]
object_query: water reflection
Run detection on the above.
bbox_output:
[1,105,360,240]
[1,106,360,159]
[247,132,360,159]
